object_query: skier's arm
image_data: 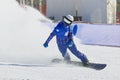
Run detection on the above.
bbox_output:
[43,22,62,48]
[68,26,73,40]
[67,26,74,47]
[43,32,55,48]
[45,22,61,44]
[45,32,55,44]
[43,24,59,48]
[68,24,78,40]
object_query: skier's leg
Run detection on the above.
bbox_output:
[63,52,71,62]
[68,43,89,65]
[57,44,71,61]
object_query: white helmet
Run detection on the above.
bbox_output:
[63,15,74,25]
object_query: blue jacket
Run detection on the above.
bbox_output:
[45,21,73,44]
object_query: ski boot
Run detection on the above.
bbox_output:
[82,61,89,66]
[63,53,71,63]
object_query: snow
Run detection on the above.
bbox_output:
[0,0,120,80]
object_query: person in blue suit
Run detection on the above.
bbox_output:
[43,15,89,66]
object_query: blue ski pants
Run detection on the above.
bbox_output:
[57,42,88,63]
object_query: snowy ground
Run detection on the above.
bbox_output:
[0,45,120,80]
[0,0,120,80]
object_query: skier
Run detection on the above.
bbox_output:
[43,15,89,66]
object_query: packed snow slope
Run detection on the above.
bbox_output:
[0,0,120,80]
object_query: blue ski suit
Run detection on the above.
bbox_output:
[44,21,88,63]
